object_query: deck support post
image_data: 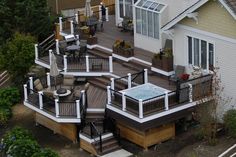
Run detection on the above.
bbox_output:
[164,91,169,110]
[86,56,89,72]
[59,17,62,32]
[39,91,43,109]
[35,44,38,60]
[139,99,143,118]
[55,99,59,117]
[23,84,28,101]
[105,7,109,21]
[144,69,148,84]
[46,72,51,87]
[188,84,193,102]
[99,5,102,21]
[29,77,33,94]
[122,92,126,111]
[81,90,85,106]
[63,55,68,72]
[75,13,79,24]
[109,56,113,73]
[128,73,131,89]
[56,39,59,54]
[70,20,74,35]
[107,86,111,104]
[49,49,52,65]
[76,100,81,119]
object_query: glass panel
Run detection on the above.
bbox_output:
[142,9,147,35]
[137,0,145,6]
[119,0,124,18]
[155,4,165,12]
[125,0,133,18]
[201,40,207,69]
[136,8,141,34]
[148,11,153,37]
[209,43,214,71]
[194,38,199,66]
[149,3,158,10]
[188,36,192,64]
[153,13,159,39]
[143,1,152,8]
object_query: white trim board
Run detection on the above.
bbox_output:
[151,67,174,76]
[79,133,113,144]
[218,0,236,20]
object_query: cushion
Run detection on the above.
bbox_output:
[34,79,43,91]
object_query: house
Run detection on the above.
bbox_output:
[162,0,236,117]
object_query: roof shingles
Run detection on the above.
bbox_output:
[224,0,236,15]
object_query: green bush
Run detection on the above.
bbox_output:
[7,139,40,157]
[0,107,11,125]
[32,148,59,157]
[224,109,236,137]
[0,87,20,105]
[1,127,35,152]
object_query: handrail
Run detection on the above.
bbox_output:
[90,122,102,153]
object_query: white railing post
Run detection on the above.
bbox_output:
[59,17,62,32]
[110,78,114,90]
[128,73,131,89]
[70,20,74,34]
[75,13,79,24]
[86,56,89,72]
[109,56,113,73]
[99,5,102,21]
[76,35,80,45]
[63,55,68,72]
[105,7,109,21]
[56,39,59,54]
[144,69,148,84]
[164,91,169,110]
[139,99,143,118]
[46,72,51,87]
[35,44,39,60]
[189,84,193,102]
[76,100,81,119]
[49,49,52,65]
[107,86,111,104]
[29,77,33,94]
[39,91,43,109]
[23,84,28,101]
[81,90,85,106]
[122,92,126,111]
[55,99,59,117]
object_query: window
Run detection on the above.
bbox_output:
[119,0,124,18]
[119,0,133,19]
[135,0,165,39]
[188,36,214,71]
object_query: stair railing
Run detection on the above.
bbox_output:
[90,122,102,153]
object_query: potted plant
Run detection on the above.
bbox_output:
[152,48,173,72]
[112,40,134,57]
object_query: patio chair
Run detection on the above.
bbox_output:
[33,79,54,98]
[169,65,185,85]
[120,16,133,32]
[60,75,75,91]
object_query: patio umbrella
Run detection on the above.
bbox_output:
[84,0,92,17]
[50,52,59,89]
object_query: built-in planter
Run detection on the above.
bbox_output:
[87,36,97,45]
[152,49,173,72]
[113,40,134,58]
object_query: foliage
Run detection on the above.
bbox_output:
[153,48,173,59]
[113,39,132,49]
[32,148,59,157]
[0,87,20,105]
[0,127,35,152]
[224,109,236,138]
[0,33,35,86]
[0,107,11,126]
[7,139,40,157]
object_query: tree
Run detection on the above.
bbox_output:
[0,33,35,85]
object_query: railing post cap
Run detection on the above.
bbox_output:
[55,39,59,41]
[128,73,131,76]
[110,78,114,81]
[35,43,38,46]
[55,99,59,102]
[63,55,67,58]
[165,91,168,94]
[38,91,43,94]
[46,72,50,75]
[81,90,85,93]
[107,86,111,88]
[29,76,33,79]
[23,84,27,87]
[139,99,143,102]
[76,100,80,103]
[49,49,52,52]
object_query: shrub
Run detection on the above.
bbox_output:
[1,127,34,152]
[32,148,59,157]
[0,87,20,105]
[0,107,11,126]
[224,109,236,138]
[7,139,40,157]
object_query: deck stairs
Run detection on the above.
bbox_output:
[0,70,11,88]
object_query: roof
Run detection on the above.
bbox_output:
[162,0,236,31]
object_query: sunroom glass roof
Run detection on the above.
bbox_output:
[136,0,166,13]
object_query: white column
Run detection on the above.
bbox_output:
[63,55,67,72]
[29,77,33,94]
[81,90,85,106]
[105,7,109,21]
[109,56,113,73]
[128,73,131,89]
[86,56,89,72]
[56,39,59,54]
[76,35,80,45]
[110,78,114,90]
[49,49,52,65]
[107,86,111,104]
[99,5,102,21]
[164,91,169,110]
[59,17,62,32]
[46,72,51,87]
[35,44,39,60]
[55,99,59,117]
[139,99,143,118]
[76,100,81,119]
[189,84,193,102]
[144,69,148,84]
[75,13,79,24]
[70,20,74,34]
[23,84,28,101]
[122,92,126,111]
[39,91,43,109]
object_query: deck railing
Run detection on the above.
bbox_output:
[107,74,213,119]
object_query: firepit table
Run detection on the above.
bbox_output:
[53,88,71,97]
